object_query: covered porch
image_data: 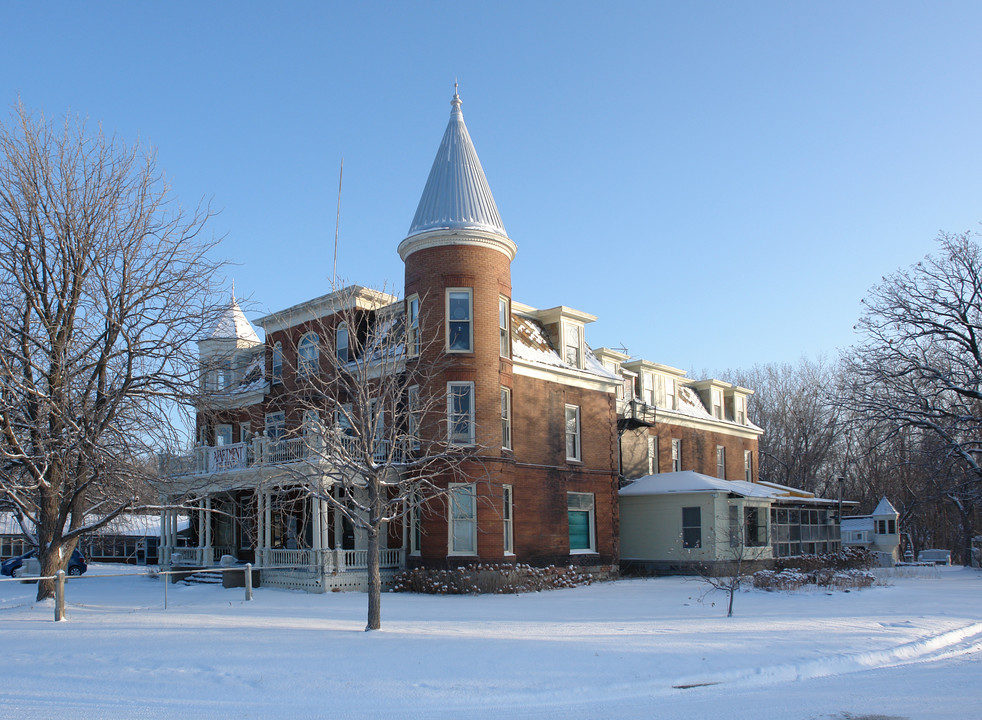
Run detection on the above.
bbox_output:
[158,472,407,592]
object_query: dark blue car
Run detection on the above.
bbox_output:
[0,548,87,577]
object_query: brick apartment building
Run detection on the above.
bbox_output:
[158,91,761,591]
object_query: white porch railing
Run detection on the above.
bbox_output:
[262,547,405,572]
[159,435,408,477]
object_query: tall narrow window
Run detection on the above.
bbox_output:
[744,450,753,482]
[336,403,354,437]
[503,485,514,554]
[563,322,582,368]
[682,506,701,549]
[447,289,473,352]
[271,342,283,384]
[566,405,580,460]
[716,446,726,479]
[567,492,596,553]
[449,483,477,555]
[407,295,420,358]
[499,296,510,358]
[647,436,658,475]
[665,377,676,410]
[239,422,251,443]
[448,382,475,445]
[729,504,740,547]
[671,438,682,472]
[745,506,766,546]
[565,404,581,461]
[336,323,349,363]
[501,387,512,450]
[735,395,746,425]
[298,333,319,376]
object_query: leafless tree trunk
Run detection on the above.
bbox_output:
[272,285,485,631]
[0,104,225,599]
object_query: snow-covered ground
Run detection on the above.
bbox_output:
[0,565,979,719]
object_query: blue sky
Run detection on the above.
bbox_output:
[3,2,981,375]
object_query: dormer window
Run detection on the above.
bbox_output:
[563,322,582,368]
[447,289,473,352]
[641,372,655,405]
[711,388,723,420]
[665,377,676,410]
[735,395,746,424]
[336,323,349,363]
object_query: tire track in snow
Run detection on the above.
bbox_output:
[669,621,982,690]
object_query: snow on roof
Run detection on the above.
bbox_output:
[510,311,618,382]
[841,515,874,532]
[208,297,260,343]
[619,471,777,499]
[873,497,898,516]
[0,512,189,537]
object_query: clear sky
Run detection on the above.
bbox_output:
[3,2,981,376]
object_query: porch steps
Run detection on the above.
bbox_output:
[181,571,224,586]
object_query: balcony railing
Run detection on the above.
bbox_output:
[158,435,408,478]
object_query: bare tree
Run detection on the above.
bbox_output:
[273,285,485,631]
[0,104,225,599]
[843,231,982,563]
[728,358,843,494]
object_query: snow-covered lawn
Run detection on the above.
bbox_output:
[0,565,979,719]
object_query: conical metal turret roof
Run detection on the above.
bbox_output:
[406,89,509,240]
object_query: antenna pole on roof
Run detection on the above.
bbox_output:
[333,158,343,291]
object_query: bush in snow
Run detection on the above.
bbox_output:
[752,567,875,591]
[392,563,595,595]
[773,547,876,573]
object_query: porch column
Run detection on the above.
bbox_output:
[255,489,265,567]
[264,489,272,563]
[159,505,167,566]
[334,487,342,549]
[204,496,213,562]
[312,495,322,552]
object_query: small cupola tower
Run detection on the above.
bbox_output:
[399,88,516,451]
[197,291,262,392]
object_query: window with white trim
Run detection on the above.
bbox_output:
[744,450,753,482]
[682,506,701,549]
[298,333,319,376]
[406,295,420,358]
[567,492,596,553]
[335,403,354,437]
[501,387,512,450]
[239,422,251,444]
[565,404,581,461]
[563,322,582,368]
[716,446,726,479]
[215,424,233,446]
[265,411,285,441]
[642,371,655,405]
[499,296,510,358]
[448,483,477,555]
[665,377,676,410]
[647,436,658,475]
[336,323,349,363]
[448,382,475,445]
[735,395,746,425]
[271,342,283,384]
[671,438,682,472]
[712,388,723,420]
[302,410,320,436]
[447,288,473,352]
[503,485,514,555]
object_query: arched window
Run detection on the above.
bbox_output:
[336,323,349,363]
[271,342,283,384]
[298,333,319,376]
